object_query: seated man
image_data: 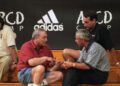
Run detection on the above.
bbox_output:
[62,29,110,86]
[17,28,63,86]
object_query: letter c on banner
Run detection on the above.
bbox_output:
[6,12,15,25]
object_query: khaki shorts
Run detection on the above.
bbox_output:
[0,55,12,80]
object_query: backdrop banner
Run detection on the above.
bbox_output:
[0,0,120,49]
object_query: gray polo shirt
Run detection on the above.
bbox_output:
[77,42,110,72]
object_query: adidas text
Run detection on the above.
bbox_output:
[34,23,64,31]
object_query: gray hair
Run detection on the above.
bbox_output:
[76,29,91,40]
[32,28,46,39]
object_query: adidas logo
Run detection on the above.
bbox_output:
[34,9,64,31]
[37,9,59,24]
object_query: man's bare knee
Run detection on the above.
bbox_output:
[57,72,63,80]
[33,65,45,74]
[63,48,75,61]
[31,65,45,83]
[63,48,72,56]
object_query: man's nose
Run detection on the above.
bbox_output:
[45,38,48,42]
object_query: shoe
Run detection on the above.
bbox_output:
[28,83,33,86]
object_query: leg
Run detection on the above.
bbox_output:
[31,65,45,84]
[63,48,80,61]
[46,71,63,84]
[18,65,45,85]
[74,69,109,84]
[0,56,12,81]
[62,68,79,86]
[62,68,108,86]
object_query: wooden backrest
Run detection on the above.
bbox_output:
[107,50,120,66]
[52,50,64,61]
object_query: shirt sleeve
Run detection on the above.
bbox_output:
[5,26,16,47]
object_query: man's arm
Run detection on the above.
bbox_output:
[63,61,90,70]
[28,56,53,66]
[8,45,18,64]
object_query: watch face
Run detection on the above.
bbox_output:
[92,34,95,38]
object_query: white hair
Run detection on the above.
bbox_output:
[32,28,46,39]
[76,29,91,40]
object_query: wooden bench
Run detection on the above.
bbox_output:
[1,50,120,86]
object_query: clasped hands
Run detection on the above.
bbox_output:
[42,57,75,69]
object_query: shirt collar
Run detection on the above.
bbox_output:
[85,40,94,52]
[89,23,98,33]
[30,40,36,48]
[30,40,43,49]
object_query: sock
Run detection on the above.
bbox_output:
[33,83,41,86]
[28,83,33,86]
[40,79,48,86]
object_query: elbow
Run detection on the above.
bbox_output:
[28,59,35,66]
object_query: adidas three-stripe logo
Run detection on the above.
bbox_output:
[34,9,64,31]
[37,9,59,24]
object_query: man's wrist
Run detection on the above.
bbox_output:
[72,63,76,67]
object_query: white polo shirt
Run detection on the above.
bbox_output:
[0,25,16,57]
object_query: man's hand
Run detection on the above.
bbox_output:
[47,60,64,71]
[41,57,54,67]
[45,57,53,62]
[62,61,73,69]
[10,64,16,71]
[28,56,53,66]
